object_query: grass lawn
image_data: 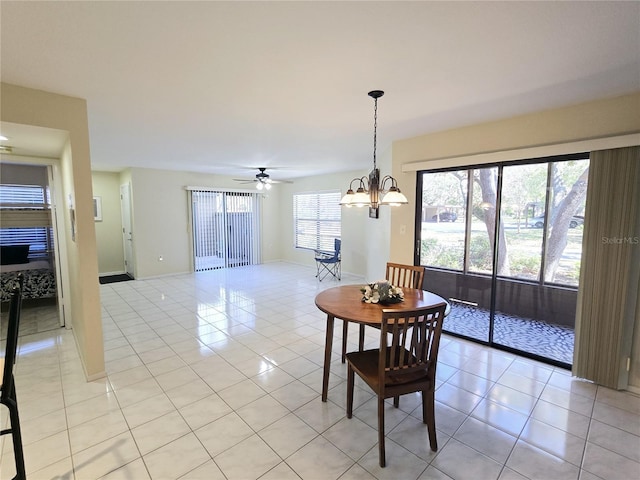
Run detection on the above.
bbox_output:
[420,218,583,285]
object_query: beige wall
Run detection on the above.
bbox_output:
[390,92,640,265]
[92,171,125,274]
[278,172,373,275]
[275,145,397,281]
[123,167,283,279]
[93,165,387,281]
[1,83,104,379]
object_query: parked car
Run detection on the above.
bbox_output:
[532,215,584,228]
[431,211,458,222]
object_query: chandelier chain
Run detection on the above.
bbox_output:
[373,96,378,170]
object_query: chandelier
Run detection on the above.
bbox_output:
[339,90,408,211]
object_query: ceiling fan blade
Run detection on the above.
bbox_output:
[235,168,294,185]
[269,179,294,184]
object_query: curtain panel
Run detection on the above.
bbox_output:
[574,146,640,388]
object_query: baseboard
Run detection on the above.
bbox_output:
[626,384,640,395]
[71,327,107,382]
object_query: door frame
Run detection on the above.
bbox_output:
[120,183,135,278]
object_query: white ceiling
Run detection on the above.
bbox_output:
[1,1,639,181]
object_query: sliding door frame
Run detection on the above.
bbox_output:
[414,153,588,368]
[187,187,262,272]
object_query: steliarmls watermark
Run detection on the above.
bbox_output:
[601,236,640,245]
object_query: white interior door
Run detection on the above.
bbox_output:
[120,183,134,278]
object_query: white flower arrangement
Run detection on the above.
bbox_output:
[360,280,404,304]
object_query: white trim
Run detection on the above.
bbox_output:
[48,163,70,329]
[85,370,107,381]
[401,133,640,172]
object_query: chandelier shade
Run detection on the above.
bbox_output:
[339,90,408,211]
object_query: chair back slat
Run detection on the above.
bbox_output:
[386,262,425,289]
[379,304,447,387]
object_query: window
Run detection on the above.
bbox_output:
[419,157,588,286]
[293,191,341,251]
[0,184,52,259]
[0,184,49,206]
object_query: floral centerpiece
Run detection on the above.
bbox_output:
[361,280,404,304]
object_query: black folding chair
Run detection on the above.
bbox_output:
[1,274,26,480]
[315,238,341,281]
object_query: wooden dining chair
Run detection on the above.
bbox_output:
[341,263,426,363]
[346,303,447,467]
[385,262,425,290]
[1,275,26,480]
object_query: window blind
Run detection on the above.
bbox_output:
[293,191,341,251]
[0,184,52,259]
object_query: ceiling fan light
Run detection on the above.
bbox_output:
[256,182,264,190]
[264,182,272,190]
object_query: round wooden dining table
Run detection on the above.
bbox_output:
[315,284,449,401]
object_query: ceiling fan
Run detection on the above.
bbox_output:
[233,167,292,190]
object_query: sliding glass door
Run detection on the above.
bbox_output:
[417,155,589,367]
[191,190,261,271]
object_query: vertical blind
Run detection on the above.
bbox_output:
[573,146,640,389]
[190,190,260,271]
[293,190,341,251]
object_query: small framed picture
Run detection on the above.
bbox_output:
[369,206,379,219]
[93,196,103,221]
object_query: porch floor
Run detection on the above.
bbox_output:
[444,302,574,365]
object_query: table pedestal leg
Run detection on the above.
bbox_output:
[341,320,348,363]
[322,314,335,402]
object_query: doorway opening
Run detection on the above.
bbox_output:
[0,162,64,338]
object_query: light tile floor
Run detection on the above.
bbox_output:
[0,299,61,340]
[1,262,639,479]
